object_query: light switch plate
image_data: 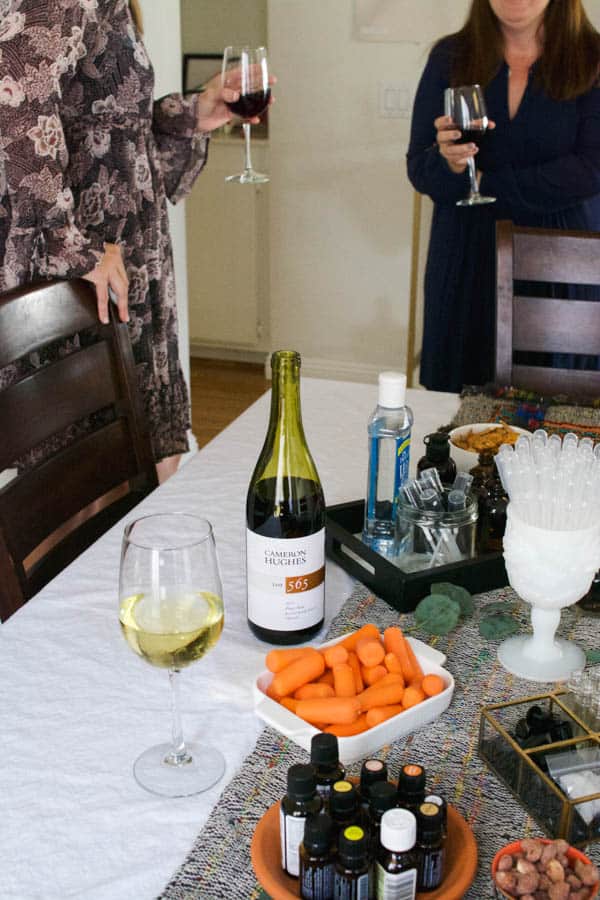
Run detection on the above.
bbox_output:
[378,81,411,118]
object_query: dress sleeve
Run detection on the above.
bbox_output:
[480,86,600,216]
[0,5,103,287]
[406,43,470,205]
[152,93,210,204]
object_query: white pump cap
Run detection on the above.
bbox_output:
[378,371,407,409]
[380,808,417,852]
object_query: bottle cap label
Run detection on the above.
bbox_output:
[403,765,423,777]
[344,826,364,841]
[334,781,353,793]
[247,528,325,630]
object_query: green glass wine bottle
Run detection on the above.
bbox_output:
[246,351,326,644]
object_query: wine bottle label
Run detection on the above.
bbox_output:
[247,529,325,630]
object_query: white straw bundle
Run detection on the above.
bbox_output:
[495,430,600,531]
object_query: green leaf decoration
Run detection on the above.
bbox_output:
[414,594,461,636]
[585,649,600,665]
[479,613,520,640]
[431,582,475,619]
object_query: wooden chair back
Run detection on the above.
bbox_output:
[495,220,600,397]
[0,279,158,621]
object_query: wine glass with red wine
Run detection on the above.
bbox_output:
[444,85,495,206]
[222,46,270,184]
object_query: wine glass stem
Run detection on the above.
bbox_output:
[243,122,253,173]
[467,157,479,196]
[166,668,191,766]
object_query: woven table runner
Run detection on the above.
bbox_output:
[160,584,600,900]
[448,384,600,441]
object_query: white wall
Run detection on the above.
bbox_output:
[139,0,197,451]
[180,0,267,53]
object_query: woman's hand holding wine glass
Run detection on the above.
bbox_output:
[440,85,496,206]
[222,46,273,184]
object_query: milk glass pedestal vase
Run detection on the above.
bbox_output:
[499,506,600,683]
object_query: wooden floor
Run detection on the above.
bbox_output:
[189,358,270,448]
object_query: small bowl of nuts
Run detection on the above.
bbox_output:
[492,838,599,900]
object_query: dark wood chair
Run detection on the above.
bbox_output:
[0,279,158,621]
[495,220,600,397]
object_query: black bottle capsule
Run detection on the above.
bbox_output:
[358,758,388,810]
[281,763,322,878]
[300,813,335,900]
[367,781,398,855]
[334,825,370,899]
[330,780,360,840]
[416,802,445,891]
[311,733,345,805]
[416,432,457,487]
[424,793,447,840]
[397,763,426,814]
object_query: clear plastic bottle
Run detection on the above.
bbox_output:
[362,372,413,556]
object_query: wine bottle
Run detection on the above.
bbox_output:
[246,350,326,644]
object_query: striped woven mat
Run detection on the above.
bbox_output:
[159,584,600,900]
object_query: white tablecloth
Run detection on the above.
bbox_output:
[0,378,458,899]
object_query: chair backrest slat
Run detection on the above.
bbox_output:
[513,296,600,355]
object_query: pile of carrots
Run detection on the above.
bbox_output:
[264,624,446,738]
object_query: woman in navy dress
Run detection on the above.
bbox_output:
[407,0,600,393]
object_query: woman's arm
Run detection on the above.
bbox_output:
[480,87,600,216]
[152,94,211,205]
[406,43,471,205]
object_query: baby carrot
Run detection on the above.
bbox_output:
[339,623,381,652]
[347,651,364,693]
[266,646,314,673]
[294,682,335,700]
[384,627,417,683]
[333,663,356,698]
[372,672,404,689]
[271,649,325,698]
[266,680,279,700]
[357,681,405,711]
[324,644,349,668]
[280,697,298,713]
[421,673,445,697]
[325,714,369,737]
[365,704,404,728]
[356,638,385,668]
[404,639,424,684]
[383,651,403,674]
[295,696,361,725]
[361,664,388,686]
[402,684,426,708]
[318,670,335,686]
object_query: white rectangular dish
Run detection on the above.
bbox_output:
[253,630,455,764]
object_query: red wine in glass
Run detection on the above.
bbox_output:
[222,46,270,184]
[444,85,495,206]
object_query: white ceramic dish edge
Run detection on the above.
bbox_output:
[448,423,531,474]
[253,631,455,764]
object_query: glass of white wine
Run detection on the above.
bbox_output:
[119,513,225,797]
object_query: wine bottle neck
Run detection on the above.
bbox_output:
[269,356,303,436]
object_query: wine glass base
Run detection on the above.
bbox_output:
[498,635,585,683]
[225,170,269,185]
[133,742,226,797]
[456,194,496,206]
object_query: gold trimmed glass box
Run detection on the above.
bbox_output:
[478,690,600,847]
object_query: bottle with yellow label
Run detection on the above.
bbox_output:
[246,351,326,644]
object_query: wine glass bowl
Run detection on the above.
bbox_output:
[222,46,270,184]
[119,513,225,797]
[498,505,600,682]
[444,85,496,206]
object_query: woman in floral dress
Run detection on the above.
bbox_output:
[0,0,254,479]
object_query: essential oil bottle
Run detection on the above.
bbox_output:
[416,802,445,891]
[300,813,335,900]
[330,780,360,841]
[424,793,447,840]
[333,825,371,899]
[397,763,426,814]
[358,758,388,812]
[376,808,418,899]
[281,763,322,878]
[311,733,345,805]
[367,781,398,849]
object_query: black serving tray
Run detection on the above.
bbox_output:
[325,499,508,613]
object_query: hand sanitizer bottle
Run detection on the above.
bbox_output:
[362,372,413,556]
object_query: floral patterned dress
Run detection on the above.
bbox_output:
[0,0,209,462]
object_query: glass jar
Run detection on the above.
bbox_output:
[395,489,478,573]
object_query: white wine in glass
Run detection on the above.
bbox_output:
[444,85,496,206]
[222,45,270,184]
[119,513,225,797]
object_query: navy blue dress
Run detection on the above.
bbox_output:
[407,40,600,393]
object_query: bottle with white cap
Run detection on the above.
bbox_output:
[362,372,413,556]
[375,808,418,899]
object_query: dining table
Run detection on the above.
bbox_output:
[0,377,460,900]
